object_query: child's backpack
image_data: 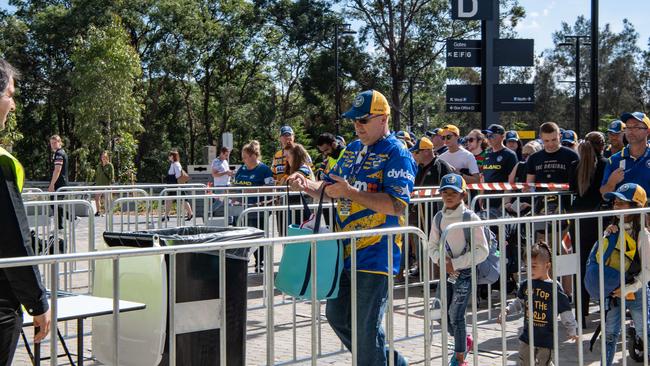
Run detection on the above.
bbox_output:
[434,208,500,285]
[584,230,641,300]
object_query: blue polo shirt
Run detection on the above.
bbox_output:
[601,145,650,196]
[325,134,417,275]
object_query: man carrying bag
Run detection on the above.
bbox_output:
[287,90,416,366]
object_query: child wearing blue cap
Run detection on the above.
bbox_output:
[586,183,650,365]
[429,173,489,366]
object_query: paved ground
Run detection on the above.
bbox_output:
[10,214,637,365]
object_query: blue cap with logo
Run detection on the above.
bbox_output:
[439,173,467,193]
[342,90,391,120]
[280,125,294,136]
[561,130,577,145]
[604,183,647,207]
[505,130,519,141]
[607,120,625,134]
[620,112,650,129]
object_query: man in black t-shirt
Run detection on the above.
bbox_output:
[525,122,579,246]
[526,122,579,186]
[48,135,68,229]
[48,135,68,191]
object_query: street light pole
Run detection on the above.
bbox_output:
[335,26,340,135]
[559,35,590,137]
[400,78,424,133]
[334,23,356,135]
[591,0,599,132]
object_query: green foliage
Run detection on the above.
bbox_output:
[0,113,23,148]
[70,16,143,182]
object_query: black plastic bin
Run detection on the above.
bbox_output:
[103,226,264,366]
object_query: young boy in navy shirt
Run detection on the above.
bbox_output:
[498,242,578,365]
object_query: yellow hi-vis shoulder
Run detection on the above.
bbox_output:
[325,148,346,174]
[0,146,25,193]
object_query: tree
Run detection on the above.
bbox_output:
[344,0,524,131]
[70,16,143,182]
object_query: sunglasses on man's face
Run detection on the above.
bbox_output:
[442,134,456,140]
[355,115,379,125]
[466,137,478,143]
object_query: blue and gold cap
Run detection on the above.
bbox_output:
[604,183,647,207]
[342,90,391,120]
[620,112,650,129]
[607,120,625,133]
[561,130,577,144]
[439,173,467,193]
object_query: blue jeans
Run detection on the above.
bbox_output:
[604,286,650,366]
[326,270,408,366]
[435,268,472,353]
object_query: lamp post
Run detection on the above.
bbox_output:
[591,0,599,132]
[400,78,425,133]
[334,23,356,135]
[559,35,590,137]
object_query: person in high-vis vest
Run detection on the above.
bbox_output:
[0,59,51,366]
[315,132,345,180]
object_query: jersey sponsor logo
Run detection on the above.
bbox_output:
[353,181,368,191]
[351,180,378,193]
[483,164,502,170]
[386,169,414,181]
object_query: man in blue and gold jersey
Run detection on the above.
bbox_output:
[288,89,415,366]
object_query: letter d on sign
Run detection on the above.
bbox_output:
[451,0,492,20]
[458,0,478,18]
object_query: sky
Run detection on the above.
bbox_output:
[512,0,650,53]
[0,0,647,53]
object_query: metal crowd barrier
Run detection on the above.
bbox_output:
[23,189,148,227]
[0,226,430,366]
[109,191,303,232]
[22,199,95,291]
[468,190,576,318]
[57,183,206,197]
[436,208,650,366]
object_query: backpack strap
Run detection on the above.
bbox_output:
[436,208,474,257]
[460,209,473,255]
